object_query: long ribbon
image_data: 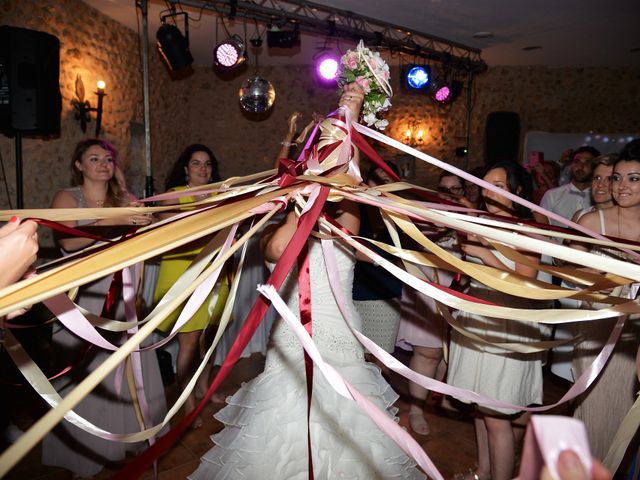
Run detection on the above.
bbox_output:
[354,121,640,261]
[320,215,629,412]
[2,112,639,476]
[257,281,443,479]
[113,187,330,479]
[297,241,315,479]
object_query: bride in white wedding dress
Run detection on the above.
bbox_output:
[188,86,425,479]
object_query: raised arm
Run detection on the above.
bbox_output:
[274,112,301,169]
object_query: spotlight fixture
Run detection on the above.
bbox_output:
[266,27,300,49]
[316,54,339,83]
[156,12,193,72]
[214,34,247,70]
[429,78,463,105]
[402,64,431,91]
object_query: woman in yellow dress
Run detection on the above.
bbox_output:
[154,144,229,428]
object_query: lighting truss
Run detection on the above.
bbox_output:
[167,0,487,74]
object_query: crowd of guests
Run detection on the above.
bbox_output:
[1,88,637,478]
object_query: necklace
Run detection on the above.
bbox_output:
[86,198,105,207]
[81,187,106,207]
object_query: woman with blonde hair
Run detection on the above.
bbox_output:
[43,138,166,478]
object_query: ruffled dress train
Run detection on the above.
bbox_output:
[189,241,425,479]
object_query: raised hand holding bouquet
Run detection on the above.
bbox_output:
[338,40,393,130]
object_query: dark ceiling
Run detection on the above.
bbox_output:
[85,0,640,68]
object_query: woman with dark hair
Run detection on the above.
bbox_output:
[43,139,166,478]
[570,140,640,465]
[163,143,219,191]
[447,161,542,480]
[153,143,229,427]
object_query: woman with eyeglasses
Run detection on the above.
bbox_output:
[437,171,465,197]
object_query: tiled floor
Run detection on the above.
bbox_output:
[3,351,568,479]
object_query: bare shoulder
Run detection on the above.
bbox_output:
[51,189,78,208]
[577,209,599,228]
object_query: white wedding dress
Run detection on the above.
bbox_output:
[189,240,425,479]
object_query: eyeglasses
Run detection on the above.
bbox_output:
[437,185,464,194]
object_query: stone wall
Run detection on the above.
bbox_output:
[1,0,639,247]
[0,0,147,246]
[148,63,640,189]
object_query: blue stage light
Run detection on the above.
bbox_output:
[407,66,430,89]
[402,64,431,91]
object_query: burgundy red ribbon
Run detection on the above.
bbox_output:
[297,242,315,479]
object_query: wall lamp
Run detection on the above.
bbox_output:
[403,121,425,147]
[71,75,106,136]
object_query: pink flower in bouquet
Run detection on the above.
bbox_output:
[371,56,385,70]
[355,76,371,94]
[342,52,359,70]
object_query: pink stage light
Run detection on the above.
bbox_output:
[434,85,451,103]
[213,35,246,70]
[215,43,240,67]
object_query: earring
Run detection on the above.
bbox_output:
[184,175,189,183]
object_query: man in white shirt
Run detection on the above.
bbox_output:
[539,146,599,382]
[540,146,600,225]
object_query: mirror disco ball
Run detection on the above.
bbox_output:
[238,76,276,113]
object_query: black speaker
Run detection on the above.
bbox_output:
[485,111,520,164]
[0,26,62,135]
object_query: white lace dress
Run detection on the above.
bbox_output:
[189,240,425,479]
[447,251,543,415]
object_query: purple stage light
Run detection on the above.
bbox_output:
[317,57,339,81]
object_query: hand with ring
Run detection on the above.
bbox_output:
[338,84,365,119]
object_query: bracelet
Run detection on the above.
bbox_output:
[280,140,297,147]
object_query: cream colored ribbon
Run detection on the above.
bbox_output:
[0,201,281,476]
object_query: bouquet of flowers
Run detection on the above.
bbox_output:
[338,40,393,130]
